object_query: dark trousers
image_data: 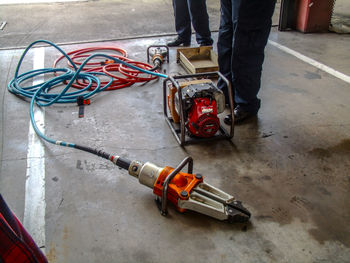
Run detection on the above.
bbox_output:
[172,0,213,45]
[217,0,276,114]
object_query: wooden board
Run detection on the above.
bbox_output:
[176,46,218,74]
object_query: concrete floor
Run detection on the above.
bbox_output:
[1,1,350,263]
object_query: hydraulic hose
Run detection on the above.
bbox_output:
[53,46,161,90]
[8,40,168,169]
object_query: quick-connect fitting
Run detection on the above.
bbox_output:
[128,160,144,178]
[132,162,163,189]
[113,157,162,189]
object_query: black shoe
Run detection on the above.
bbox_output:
[167,38,190,47]
[224,106,257,125]
[200,42,213,47]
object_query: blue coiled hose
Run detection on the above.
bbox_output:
[8,40,168,152]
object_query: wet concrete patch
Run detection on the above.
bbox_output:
[309,148,332,158]
[304,70,322,80]
[309,139,350,158]
[331,139,350,152]
[225,147,350,247]
[272,84,309,94]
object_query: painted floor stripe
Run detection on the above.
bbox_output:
[23,47,46,253]
[0,0,84,4]
[268,40,350,84]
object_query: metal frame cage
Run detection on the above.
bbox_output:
[163,71,234,146]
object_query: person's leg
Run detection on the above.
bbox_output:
[232,0,276,114]
[172,0,192,43]
[188,0,213,45]
[217,0,241,103]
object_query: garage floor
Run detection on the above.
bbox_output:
[1,1,350,263]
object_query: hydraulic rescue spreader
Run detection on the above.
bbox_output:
[110,155,251,223]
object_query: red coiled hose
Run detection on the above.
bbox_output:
[53,46,159,91]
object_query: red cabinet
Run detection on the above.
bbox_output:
[296,0,334,32]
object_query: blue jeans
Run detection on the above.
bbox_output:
[172,0,213,45]
[217,0,276,114]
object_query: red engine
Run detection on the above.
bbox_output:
[169,81,225,138]
[187,98,220,137]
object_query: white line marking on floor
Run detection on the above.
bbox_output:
[268,40,350,84]
[0,0,84,4]
[23,47,46,253]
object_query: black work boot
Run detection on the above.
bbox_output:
[224,105,257,125]
[167,38,190,47]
